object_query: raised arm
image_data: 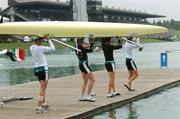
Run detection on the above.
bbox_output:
[41,39,55,53]
[0,49,7,55]
[113,36,122,50]
[82,43,94,53]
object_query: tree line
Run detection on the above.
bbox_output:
[153,19,180,30]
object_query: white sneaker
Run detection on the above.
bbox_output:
[0,102,4,108]
[113,91,120,96]
[36,107,47,114]
[79,96,86,101]
[107,93,115,98]
[85,96,96,102]
[91,92,96,96]
[42,103,49,110]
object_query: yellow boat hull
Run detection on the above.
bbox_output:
[0,21,168,37]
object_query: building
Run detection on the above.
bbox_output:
[1,0,73,22]
[87,0,164,24]
[0,0,165,24]
[72,0,88,21]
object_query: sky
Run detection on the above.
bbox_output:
[0,0,180,21]
[102,0,180,21]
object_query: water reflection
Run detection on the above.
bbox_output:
[0,64,105,86]
[108,109,117,119]
[91,86,180,119]
[127,103,138,119]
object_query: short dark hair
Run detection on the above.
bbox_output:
[127,36,133,40]
[34,37,44,42]
[102,37,111,45]
[77,37,84,45]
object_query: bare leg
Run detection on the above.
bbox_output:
[127,70,138,89]
[86,72,95,96]
[108,72,115,94]
[38,80,48,107]
[127,70,133,89]
[81,73,88,96]
[43,81,48,104]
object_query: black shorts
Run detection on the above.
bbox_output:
[34,66,49,81]
[79,61,92,74]
[105,61,115,72]
[126,58,137,70]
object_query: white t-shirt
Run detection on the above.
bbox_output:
[124,38,141,59]
[30,40,55,68]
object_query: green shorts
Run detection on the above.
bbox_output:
[34,66,48,81]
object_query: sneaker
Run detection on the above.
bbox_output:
[107,93,115,98]
[113,91,120,96]
[85,96,96,102]
[79,96,87,101]
[0,102,4,108]
[42,104,49,110]
[36,107,47,114]
[91,92,96,96]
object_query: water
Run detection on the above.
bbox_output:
[0,42,180,86]
[0,42,180,118]
[0,65,105,86]
[90,86,180,119]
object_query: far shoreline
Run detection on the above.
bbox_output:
[0,38,175,50]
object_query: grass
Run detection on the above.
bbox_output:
[140,38,168,43]
[175,30,180,37]
[0,42,76,50]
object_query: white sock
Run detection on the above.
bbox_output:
[42,102,47,106]
[37,106,42,109]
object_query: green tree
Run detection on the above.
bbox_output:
[153,19,180,30]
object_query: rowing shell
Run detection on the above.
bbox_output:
[0,21,168,37]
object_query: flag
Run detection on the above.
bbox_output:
[9,48,25,61]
